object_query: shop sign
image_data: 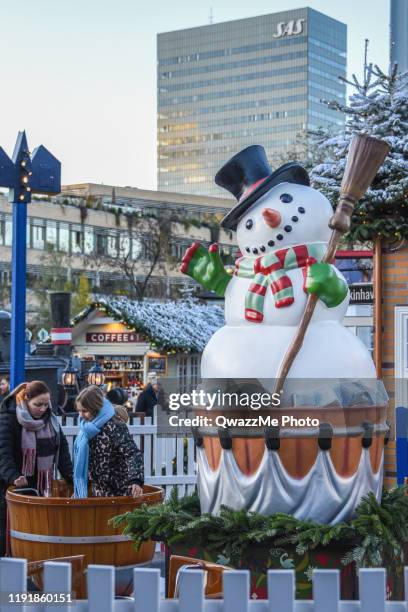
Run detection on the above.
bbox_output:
[349,283,374,305]
[86,332,144,343]
[147,354,168,375]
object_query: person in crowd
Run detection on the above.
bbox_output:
[113,404,129,423]
[106,387,130,422]
[0,381,73,556]
[0,378,9,402]
[135,374,158,418]
[106,387,128,407]
[74,385,143,498]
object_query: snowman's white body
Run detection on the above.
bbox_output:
[197,182,383,523]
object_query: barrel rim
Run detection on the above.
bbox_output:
[6,483,164,506]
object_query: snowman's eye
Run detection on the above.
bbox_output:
[280,193,293,203]
[245,219,254,230]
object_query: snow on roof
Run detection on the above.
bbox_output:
[72,298,224,353]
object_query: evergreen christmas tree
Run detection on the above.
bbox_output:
[310,64,408,243]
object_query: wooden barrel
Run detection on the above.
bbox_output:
[6,482,163,572]
[196,405,388,479]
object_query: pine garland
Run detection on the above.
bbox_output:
[112,486,408,569]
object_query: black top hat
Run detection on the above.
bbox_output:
[215,145,310,230]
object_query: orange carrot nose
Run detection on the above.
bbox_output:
[262,208,281,228]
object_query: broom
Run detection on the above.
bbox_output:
[273,133,390,394]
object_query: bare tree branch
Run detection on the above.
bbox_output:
[83,212,176,301]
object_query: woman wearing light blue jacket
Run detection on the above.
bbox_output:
[73,385,143,498]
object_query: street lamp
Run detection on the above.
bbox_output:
[87,363,105,387]
[61,359,79,390]
[0,131,60,387]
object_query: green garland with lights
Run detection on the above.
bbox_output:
[72,298,224,354]
[112,486,408,570]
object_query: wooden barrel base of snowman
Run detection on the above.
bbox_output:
[194,406,388,479]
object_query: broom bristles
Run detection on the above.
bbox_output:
[340,134,390,200]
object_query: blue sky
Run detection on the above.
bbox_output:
[0,0,389,190]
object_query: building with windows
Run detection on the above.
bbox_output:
[0,184,235,316]
[157,7,346,196]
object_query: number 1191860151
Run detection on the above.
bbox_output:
[2,592,74,605]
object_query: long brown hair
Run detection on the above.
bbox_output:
[76,385,104,417]
[10,381,51,403]
[25,381,51,401]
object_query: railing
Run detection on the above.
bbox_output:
[0,558,405,611]
[59,416,197,498]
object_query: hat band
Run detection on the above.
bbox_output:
[239,176,269,203]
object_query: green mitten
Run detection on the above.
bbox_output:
[305,261,348,308]
[180,242,231,296]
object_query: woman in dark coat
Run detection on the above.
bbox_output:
[0,380,73,556]
[74,385,143,498]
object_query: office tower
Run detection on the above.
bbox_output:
[157,8,346,196]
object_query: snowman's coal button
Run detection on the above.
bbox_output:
[280,193,293,203]
[260,245,266,252]
[276,234,283,240]
[252,247,259,254]
[268,240,275,247]
[284,225,292,232]
[298,207,305,214]
[291,216,299,222]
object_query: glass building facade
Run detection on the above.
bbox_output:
[157,8,346,196]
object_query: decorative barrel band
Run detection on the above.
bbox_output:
[197,421,390,440]
[51,327,72,345]
[10,530,131,544]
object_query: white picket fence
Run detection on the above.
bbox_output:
[0,558,406,611]
[59,416,197,498]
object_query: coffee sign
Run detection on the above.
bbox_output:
[273,18,306,38]
[86,332,144,343]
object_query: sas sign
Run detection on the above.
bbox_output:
[273,19,306,38]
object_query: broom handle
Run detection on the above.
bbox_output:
[273,134,389,395]
[273,227,343,395]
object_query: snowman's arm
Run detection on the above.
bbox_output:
[304,261,348,308]
[180,242,232,297]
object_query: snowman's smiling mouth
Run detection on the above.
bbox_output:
[244,207,306,255]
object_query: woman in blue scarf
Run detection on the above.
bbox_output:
[73,386,143,498]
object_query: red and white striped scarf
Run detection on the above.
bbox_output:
[234,243,326,323]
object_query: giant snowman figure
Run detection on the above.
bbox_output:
[182,145,374,380]
[181,146,386,524]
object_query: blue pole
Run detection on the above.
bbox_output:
[0,132,61,388]
[10,200,27,388]
[396,406,408,485]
